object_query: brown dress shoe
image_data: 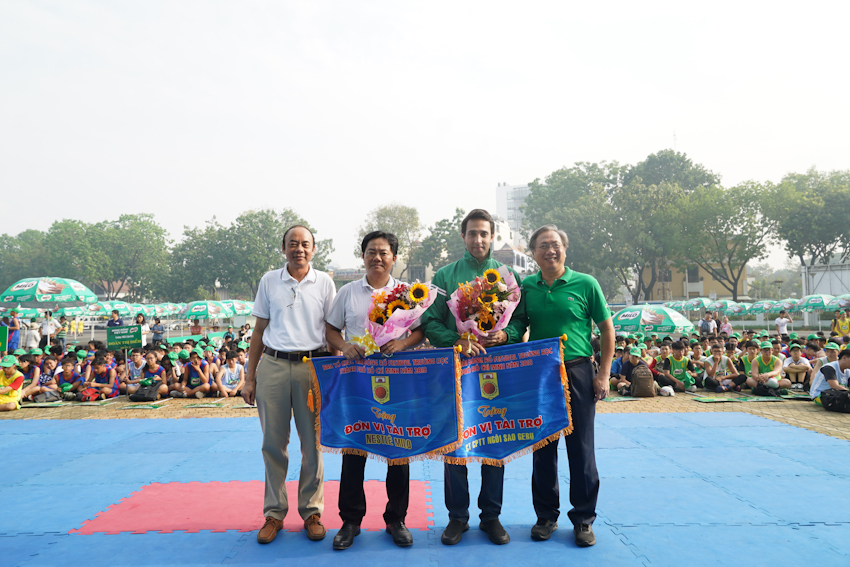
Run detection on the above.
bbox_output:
[257,516,282,544]
[304,514,326,541]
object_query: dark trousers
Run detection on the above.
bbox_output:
[338,453,409,525]
[704,375,748,390]
[444,462,504,523]
[532,360,599,526]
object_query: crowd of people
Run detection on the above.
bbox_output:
[0,328,255,410]
[608,323,850,404]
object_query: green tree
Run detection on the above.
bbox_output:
[409,208,467,272]
[765,168,850,266]
[161,219,224,302]
[0,230,49,292]
[623,149,721,193]
[88,214,170,300]
[356,204,422,279]
[607,180,685,303]
[673,182,777,301]
[522,162,624,299]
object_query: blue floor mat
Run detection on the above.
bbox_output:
[3,412,850,566]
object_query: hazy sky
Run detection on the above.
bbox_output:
[2,1,848,269]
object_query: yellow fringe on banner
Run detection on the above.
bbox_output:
[309,348,466,466]
[443,335,575,467]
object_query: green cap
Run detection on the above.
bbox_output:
[238,341,249,349]
[167,352,178,361]
[159,344,168,350]
[178,350,190,360]
[789,332,799,339]
[13,348,27,356]
[634,332,644,338]
[76,350,86,359]
[824,342,840,351]
[807,334,819,340]
[637,343,647,349]
[760,341,772,349]
[627,333,636,339]
[759,332,769,338]
[629,347,642,356]
[30,348,43,355]
[192,348,204,357]
[0,355,16,368]
[204,346,215,352]
[689,339,699,344]
[732,332,741,339]
[789,343,802,350]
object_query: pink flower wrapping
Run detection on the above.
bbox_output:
[447,266,521,340]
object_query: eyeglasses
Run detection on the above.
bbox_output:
[535,242,562,252]
[365,251,393,260]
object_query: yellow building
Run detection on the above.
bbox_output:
[640,263,750,301]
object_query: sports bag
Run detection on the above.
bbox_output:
[33,390,63,403]
[630,364,657,397]
[819,388,850,413]
[129,381,161,402]
[76,388,101,402]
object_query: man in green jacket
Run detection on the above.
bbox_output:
[421,209,525,546]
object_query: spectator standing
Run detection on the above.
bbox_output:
[106,310,123,327]
[775,311,793,337]
[151,318,165,346]
[38,312,61,349]
[699,313,717,336]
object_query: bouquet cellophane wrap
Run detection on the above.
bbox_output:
[447,266,521,340]
[365,283,438,347]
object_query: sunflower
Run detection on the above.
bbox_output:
[369,307,387,326]
[483,269,501,285]
[408,282,429,303]
[477,313,496,332]
[386,299,409,317]
[478,293,496,305]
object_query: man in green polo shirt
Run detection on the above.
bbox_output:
[421,209,525,546]
[513,224,614,548]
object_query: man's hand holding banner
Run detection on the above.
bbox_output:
[306,337,573,466]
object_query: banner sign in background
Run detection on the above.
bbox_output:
[106,325,142,350]
[311,347,461,463]
[445,337,571,465]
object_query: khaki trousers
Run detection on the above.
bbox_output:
[256,355,324,520]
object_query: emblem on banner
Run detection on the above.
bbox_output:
[372,376,390,404]
[479,372,499,400]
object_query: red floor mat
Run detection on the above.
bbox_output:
[71,480,432,534]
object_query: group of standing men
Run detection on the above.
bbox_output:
[241,209,614,551]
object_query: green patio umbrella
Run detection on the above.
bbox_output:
[611,304,696,335]
[221,299,252,316]
[726,302,751,316]
[0,305,45,319]
[177,300,235,320]
[684,297,711,311]
[0,277,98,305]
[748,300,777,314]
[54,306,86,317]
[796,294,835,312]
[668,300,685,310]
[768,298,800,314]
[707,299,739,313]
[826,294,850,310]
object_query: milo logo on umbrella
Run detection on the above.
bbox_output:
[191,305,206,313]
[372,376,390,404]
[618,311,640,320]
[479,372,499,400]
[11,281,36,291]
[3,295,14,302]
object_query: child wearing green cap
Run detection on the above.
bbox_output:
[783,344,812,389]
[21,355,59,401]
[0,355,25,411]
[56,357,84,400]
[747,341,792,392]
[171,349,210,399]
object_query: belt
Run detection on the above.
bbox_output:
[563,356,592,369]
[263,347,326,362]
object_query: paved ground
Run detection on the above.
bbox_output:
[3,389,847,442]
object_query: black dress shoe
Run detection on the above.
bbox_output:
[574,523,596,547]
[479,518,510,545]
[333,522,360,550]
[531,519,558,541]
[440,519,469,545]
[386,521,413,547]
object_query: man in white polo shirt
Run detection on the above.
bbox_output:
[242,225,337,545]
[324,231,424,550]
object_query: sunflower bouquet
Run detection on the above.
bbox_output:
[447,266,520,341]
[363,281,437,348]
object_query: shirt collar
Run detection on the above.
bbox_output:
[281,263,316,284]
[360,275,396,291]
[535,267,573,286]
[463,248,492,268]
